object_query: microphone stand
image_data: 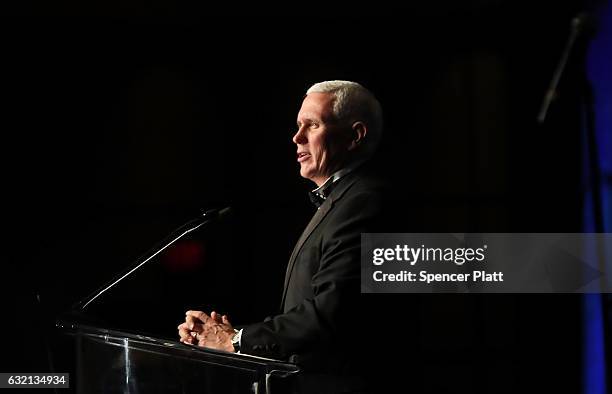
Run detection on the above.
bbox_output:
[70,207,231,312]
[539,10,610,386]
[537,12,603,232]
[537,13,589,123]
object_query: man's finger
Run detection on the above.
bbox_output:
[186,310,209,324]
[178,328,193,342]
[211,311,222,322]
[186,314,209,329]
[184,322,205,334]
[222,315,230,325]
[185,315,198,329]
[178,325,193,337]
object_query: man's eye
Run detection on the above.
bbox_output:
[311,123,319,128]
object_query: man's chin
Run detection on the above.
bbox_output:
[299,166,310,179]
[299,169,317,184]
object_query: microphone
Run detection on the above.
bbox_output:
[537,12,594,123]
[72,207,232,311]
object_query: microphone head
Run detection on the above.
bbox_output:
[218,206,232,218]
[200,206,232,219]
[571,12,596,34]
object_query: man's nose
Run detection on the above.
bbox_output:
[292,126,307,144]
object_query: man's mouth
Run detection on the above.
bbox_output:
[297,152,311,162]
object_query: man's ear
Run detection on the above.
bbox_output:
[348,121,367,151]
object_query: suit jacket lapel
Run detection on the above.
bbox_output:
[280,173,361,309]
[281,200,331,308]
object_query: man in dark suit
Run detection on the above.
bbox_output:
[178,80,385,392]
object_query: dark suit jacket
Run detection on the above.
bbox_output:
[241,165,386,381]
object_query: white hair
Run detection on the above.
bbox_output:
[306,80,383,157]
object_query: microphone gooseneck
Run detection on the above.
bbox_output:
[73,207,231,311]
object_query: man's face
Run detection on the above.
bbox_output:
[293,92,351,186]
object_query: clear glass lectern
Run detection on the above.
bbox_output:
[58,321,300,394]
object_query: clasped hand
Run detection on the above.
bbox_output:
[177,310,236,352]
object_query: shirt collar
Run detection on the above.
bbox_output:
[309,160,365,207]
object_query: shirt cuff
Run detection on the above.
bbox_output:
[233,329,243,353]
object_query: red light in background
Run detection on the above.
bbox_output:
[161,240,205,272]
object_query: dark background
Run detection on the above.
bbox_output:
[2,0,597,392]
